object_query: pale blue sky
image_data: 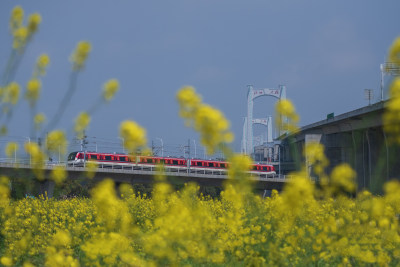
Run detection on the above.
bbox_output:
[0,0,399,153]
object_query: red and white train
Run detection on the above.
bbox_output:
[67,151,276,177]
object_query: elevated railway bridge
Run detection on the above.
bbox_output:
[0,161,288,198]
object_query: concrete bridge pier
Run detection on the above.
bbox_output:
[38,180,55,198]
[302,129,398,193]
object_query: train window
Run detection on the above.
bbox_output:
[172,160,178,165]
[209,163,214,168]
[220,163,225,168]
[146,158,153,163]
[120,157,126,162]
[68,152,78,160]
[105,156,111,161]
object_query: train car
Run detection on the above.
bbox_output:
[136,156,187,171]
[250,163,276,177]
[67,151,133,167]
[189,159,229,174]
[67,151,276,176]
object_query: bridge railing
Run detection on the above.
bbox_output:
[66,161,283,180]
[0,158,288,180]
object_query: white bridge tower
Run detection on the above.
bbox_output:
[241,85,286,155]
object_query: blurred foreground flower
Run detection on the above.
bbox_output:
[2,82,20,105]
[24,142,46,179]
[74,112,91,139]
[9,6,24,33]
[0,176,10,208]
[5,142,19,159]
[388,37,400,65]
[51,166,67,185]
[102,79,119,102]
[35,53,50,77]
[177,86,233,155]
[25,79,41,107]
[330,163,356,194]
[305,142,329,179]
[227,154,252,181]
[46,130,67,155]
[70,41,91,70]
[119,120,147,154]
[275,99,299,134]
[34,113,46,130]
[27,13,41,36]
[384,36,400,143]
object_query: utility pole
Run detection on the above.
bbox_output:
[156,138,163,157]
[80,134,88,167]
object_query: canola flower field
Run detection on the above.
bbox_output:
[1,176,400,266]
[1,5,400,266]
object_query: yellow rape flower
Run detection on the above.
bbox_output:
[0,125,7,136]
[52,230,71,247]
[3,82,20,105]
[51,166,67,185]
[46,230,79,267]
[36,54,50,76]
[305,142,329,179]
[25,79,41,106]
[46,130,67,155]
[85,161,97,179]
[0,176,10,208]
[275,99,299,134]
[10,6,24,33]
[5,142,19,159]
[228,154,252,181]
[119,120,147,154]
[91,179,132,232]
[177,86,233,155]
[176,86,202,124]
[12,26,28,50]
[383,78,400,143]
[70,41,91,70]
[102,79,120,102]
[34,113,46,130]
[281,174,315,214]
[194,104,234,155]
[27,13,41,35]
[25,142,46,168]
[330,163,356,193]
[0,257,13,267]
[388,36,400,66]
[74,112,91,139]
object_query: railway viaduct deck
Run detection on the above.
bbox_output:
[0,162,288,198]
[279,100,399,193]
